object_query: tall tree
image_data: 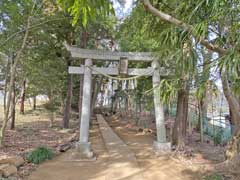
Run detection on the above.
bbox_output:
[142,0,240,159]
[62,59,73,128]
[0,4,32,146]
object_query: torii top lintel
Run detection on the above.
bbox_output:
[65,44,155,62]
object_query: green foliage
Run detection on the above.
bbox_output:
[158,79,178,104]
[213,129,223,145]
[118,3,199,105]
[203,174,222,180]
[43,101,59,112]
[118,4,159,52]
[27,146,54,164]
[1,0,117,114]
[218,51,240,95]
[118,0,240,109]
[57,0,115,26]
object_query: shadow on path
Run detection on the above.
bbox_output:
[28,114,203,180]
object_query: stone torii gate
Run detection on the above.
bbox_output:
[65,44,171,159]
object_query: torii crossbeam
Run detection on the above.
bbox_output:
[65,44,171,159]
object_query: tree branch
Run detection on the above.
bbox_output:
[0,17,71,47]
[143,0,227,55]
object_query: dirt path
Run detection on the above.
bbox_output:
[97,114,144,180]
[107,115,203,180]
[27,118,109,180]
[28,115,203,180]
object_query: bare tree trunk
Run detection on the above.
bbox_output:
[91,78,96,111]
[182,84,189,136]
[173,89,187,150]
[48,91,54,128]
[62,70,73,128]
[221,71,240,159]
[91,76,103,114]
[110,79,114,112]
[197,50,210,132]
[33,96,36,110]
[50,111,55,128]
[198,100,204,143]
[20,79,26,114]
[10,80,16,130]
[3,59,11,111]
[225,127,240,160]
[222,73,240,128]
[100,83,105,109]
[197,96,208,131]
[135,100,138,118]
[125,81,129,114]
[128,95,132,115]
[138,100,142,117]
[0,12,31,146]
[198,91,208,142]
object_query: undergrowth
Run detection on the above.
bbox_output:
[203,174,222,180]
[27,146,54,164]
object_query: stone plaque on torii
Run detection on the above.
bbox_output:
[65,44,171,159]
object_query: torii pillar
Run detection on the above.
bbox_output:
[152,60,171,154]
[64,44,171,158]
[75,58,94,159]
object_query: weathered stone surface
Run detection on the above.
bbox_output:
[152,60,167,143]
[65,43,154,61]
[69,66,158,76]
[153,141,171,155]
[79,59,92,144]
[0,164,17,177]
[0,155,24,167]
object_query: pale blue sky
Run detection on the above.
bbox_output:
[112,0,134,19]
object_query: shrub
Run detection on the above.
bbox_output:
[27,146,54,164]
[203,174,222,180]
[213,129,223,145]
